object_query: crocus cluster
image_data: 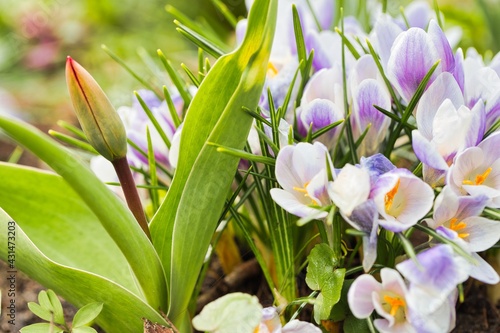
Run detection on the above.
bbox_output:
[237,1,500,332]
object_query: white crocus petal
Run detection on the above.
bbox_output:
[459,216,500,252]
[468,252,500,284]
[373,169,434,232]
[270,189,328,219]
[425,186,459,228]
[328,164,371,216]
[347,274,381,318]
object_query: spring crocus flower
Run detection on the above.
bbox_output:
[448,132,500,207]
[425,186,500,252]
[66,56,127,161]
[270,142,331,220]
[372,168,434,232]
[348,268,414,333]
[296,66,345,147]
[349,55,391,155]
[328,163,378,271]
[386,20,455,104]
[411,72,485,185]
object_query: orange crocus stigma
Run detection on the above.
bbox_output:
[383,295,406,317]
[449,217,470,239]
[463,167,492,186]
[384,179,401,212]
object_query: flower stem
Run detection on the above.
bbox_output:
[112,157,151,240]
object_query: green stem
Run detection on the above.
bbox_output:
[112,157,151,240]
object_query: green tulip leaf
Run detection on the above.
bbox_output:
[149,0,277,328]
[0,208,167,333]
[0,115,167,311]
[0,162,138,293]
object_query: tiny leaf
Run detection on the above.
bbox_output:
[72,302,104,328]
[27,302,53,322]
[20,323,63,333]
[72,327,99,333]
[46,290,66,325]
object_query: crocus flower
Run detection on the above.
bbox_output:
[270,142,331,220]
[425,186,500,252]
[411,71,485,185]
[328,163,378,271]
[447,132,500,207]
[349,55,391,156]
[372,168,434,232]
[348,268,414,333]
[386,20,455,104]
[296,66,345,147]
[66,56,127,161]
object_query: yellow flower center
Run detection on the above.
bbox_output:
[384,179,401,214]
[449,217,470,239]
[293,181,318,205]
[267,62,279,78]
[383,294,406,318]
[463,167,492,186]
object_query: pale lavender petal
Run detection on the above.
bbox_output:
[422,164,447,187]
[478,130,500,166]
[453,48,465,94]
[428,20,455,72]
[373,318,415,333]
[352,79,391,134]
[300,99,344,132]
[404,1,434,29]
[387,28,439,104]
[293,142,329,181]
[415,72,464,140]
[235,19,248,46]
[308,0,334,30]
[303,65,343,105]
[462,216,500,252]
[274,145,303,192]
[412,130,448,170]
[468,252,500,284]
[347,274,381,318]
[454,194,489,221]
[133,89,162,110]
[464,99,486,148]
[350,200,379,271]
[306,30,337,70]
[429,186,459,228]
[373,14,403,69]
[396,245,470,295]
[306,169,330,206]
[485,90,500,130]
[270,188,328,219]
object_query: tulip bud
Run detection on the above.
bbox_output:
[66,56,127,161]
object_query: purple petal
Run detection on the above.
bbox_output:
[306,30,337,70]
[428,20,455,73]
[373,14,403,69]
[360,154,396,186]
[396,244,470,294]
[387,27,440,104]
[453,48,465,94]
[412,130,449,170]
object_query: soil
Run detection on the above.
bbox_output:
[1,257,499,333]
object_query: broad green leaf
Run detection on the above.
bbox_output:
[0,115,167,311]
[343,314,371,333]
[20,323,64,333]
[0,163,138,293]
[306,244,340,290]
[192,293,262,333]
[72,302,103,328]
[149,0,277,328]
[27,302,54,323]
[306,244,345,323]
[0,209,167,333]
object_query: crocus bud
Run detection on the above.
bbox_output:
[66,56,127,161]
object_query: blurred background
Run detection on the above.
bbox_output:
[0,0,499,129]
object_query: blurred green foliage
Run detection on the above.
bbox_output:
[0,0,245,123]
